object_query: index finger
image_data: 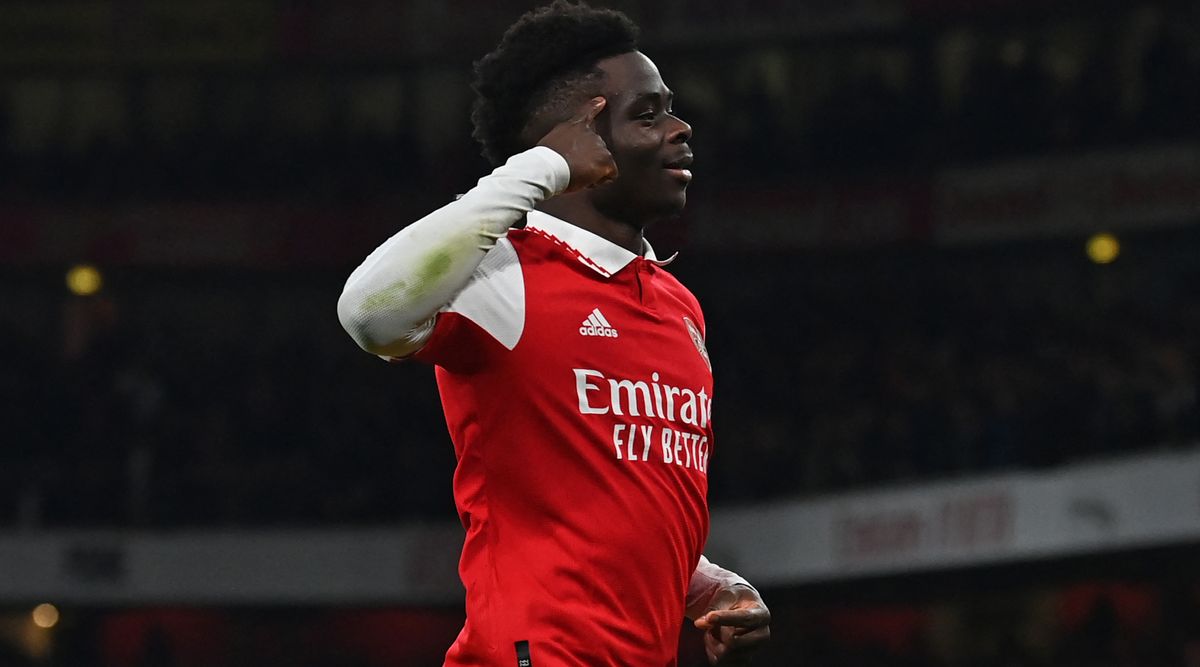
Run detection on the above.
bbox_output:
[696,608,770,630]
[575,96,606,125]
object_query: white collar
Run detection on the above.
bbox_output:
[525,210,677,277]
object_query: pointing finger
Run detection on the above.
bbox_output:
[578,96,606,125]
[695,608,770,630]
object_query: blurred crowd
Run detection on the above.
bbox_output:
[0,283,454,527]
[700,237,1200,502]
[0,4,1197,202]
[1,227,1197,528]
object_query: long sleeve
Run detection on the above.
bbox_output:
[337,146,570,358]
[685,555,755,620]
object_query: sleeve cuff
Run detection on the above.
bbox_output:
[522,145,572,195]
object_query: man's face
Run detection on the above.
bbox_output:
[588,51,693,224]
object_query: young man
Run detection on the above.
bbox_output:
[337,2,770,665]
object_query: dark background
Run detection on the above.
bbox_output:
[1,0,1198,665]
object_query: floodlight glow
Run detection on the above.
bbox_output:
[66,264,103,296]
[32,603,59,629]
[1086,233,1120,265]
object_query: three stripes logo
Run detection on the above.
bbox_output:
[579,308,619,338]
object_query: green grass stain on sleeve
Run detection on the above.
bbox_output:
[361,278,410,312]
[414,249,454,291]
[359,247,455,314]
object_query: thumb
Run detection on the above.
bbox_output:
[694,588,740,629]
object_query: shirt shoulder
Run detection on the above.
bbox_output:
[439,236,526,351]
[656,267,707,335]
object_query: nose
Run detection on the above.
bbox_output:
[667,114,691,144]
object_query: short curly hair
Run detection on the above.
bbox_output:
[471,1,640,166]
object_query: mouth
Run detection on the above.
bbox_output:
[663,153,693,183]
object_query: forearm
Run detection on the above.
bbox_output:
[685,555,754,620]
[337,147,569,357]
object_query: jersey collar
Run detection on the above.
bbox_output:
[526,210,677,278]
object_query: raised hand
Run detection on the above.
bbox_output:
[536,96,618,192]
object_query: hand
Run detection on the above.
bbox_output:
[536,97,618,192]
[693,585,771,665]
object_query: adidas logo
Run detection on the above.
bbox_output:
[579,308,619,338]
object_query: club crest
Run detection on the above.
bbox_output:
[682,316,711,371]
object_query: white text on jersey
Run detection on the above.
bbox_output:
[573,369,712,428]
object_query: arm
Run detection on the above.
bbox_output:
[337,146,569,357]
[337,97,615,358]
[688,556,771,665]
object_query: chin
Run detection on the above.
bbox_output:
[659,192,688,217]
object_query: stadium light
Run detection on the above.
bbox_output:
[65,264,103,296]
[31,603,59,629]
[1086,233,1120,265]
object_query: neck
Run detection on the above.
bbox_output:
[537,197,644,255]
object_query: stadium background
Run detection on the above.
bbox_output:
[1,0,1199,664]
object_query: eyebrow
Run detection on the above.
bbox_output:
[630,90,675,107]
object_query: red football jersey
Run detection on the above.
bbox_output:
[414,211,713,666]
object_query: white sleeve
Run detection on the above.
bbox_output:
[337,147,570,358]
[685,555,755,620]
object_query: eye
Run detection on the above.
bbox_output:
[635,110,657,121]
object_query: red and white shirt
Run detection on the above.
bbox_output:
[415,211,714,666]
[339,147,748,666]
